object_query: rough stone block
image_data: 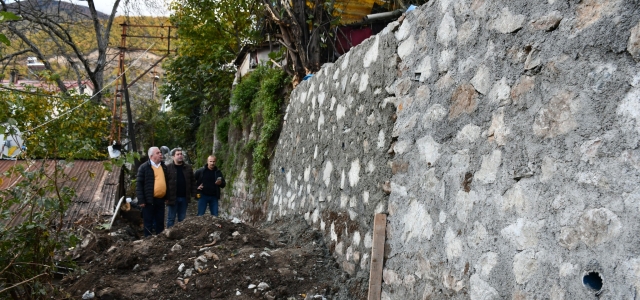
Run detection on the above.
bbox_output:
[530,11,562,31]
[470,65,491,95]
[513,249,538,284]
[458,20,479,45]
[629,21,640,62]
[449,83,478,119]
[437,12,457,46]
[401,201,433,242]
[510,75,535,101]
[575,0,619,30]
[491,7,525,33]
[533,91,577,138]
[470,274,499,300]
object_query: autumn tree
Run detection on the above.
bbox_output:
[161,0,260,156]
[0,0,168,104]
[0,81,110,299]
[261,0,339,81]
[0,76,110,159]
[0,0,123,103]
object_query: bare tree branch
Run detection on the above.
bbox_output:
[0,49,31,63]
[22,15,96,82]
[85,0,121,103]
[263,3,285,24]
[6,23,69,94]
[43,29,83,86]
[0,272,48,295]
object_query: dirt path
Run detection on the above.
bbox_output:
[61,204,367,299]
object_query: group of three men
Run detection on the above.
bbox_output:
[135,146,226,237]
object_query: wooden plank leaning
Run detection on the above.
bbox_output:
[367,213,387,300]
[108,196,125,230]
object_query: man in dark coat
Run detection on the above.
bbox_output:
[194,155,226,216]
[136,146,170,236]
[165,148,196,227]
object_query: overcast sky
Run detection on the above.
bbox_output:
[4,0,172,16]
[72,0,171,17]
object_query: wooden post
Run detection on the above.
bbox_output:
[368,213,387,300]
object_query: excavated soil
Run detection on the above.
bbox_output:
[61,206,367,300]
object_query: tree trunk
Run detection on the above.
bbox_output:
[212,120,218,155]
[0,0,121,104]
[262,0,335,82]
[308,0,324,70]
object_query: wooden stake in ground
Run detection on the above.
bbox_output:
[367,213,386,300]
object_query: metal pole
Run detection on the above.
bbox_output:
[122,74,137,155]
[167,27,172,55]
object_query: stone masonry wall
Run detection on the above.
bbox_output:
[269,0,640,299]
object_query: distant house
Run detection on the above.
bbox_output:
[1,57,94,95]
[1,77,95,96]
[26,57,45,71]
[233,41,285,84]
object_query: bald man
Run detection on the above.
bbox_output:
[194,155,226,216]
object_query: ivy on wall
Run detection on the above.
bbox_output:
[249,67,289,190]
[210,66,289,196]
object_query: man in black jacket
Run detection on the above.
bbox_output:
[165,148,196,227]
[195,155,226,216]
[136,147,170,236]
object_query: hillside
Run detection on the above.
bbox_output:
[6,0,110,21]
[2,1,171,84]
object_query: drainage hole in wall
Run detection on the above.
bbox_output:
[342,142,345,149]
[583,272,603,291]
[281,167,285,173]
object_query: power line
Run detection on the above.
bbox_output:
[20,42,158,134]
[0,86,70,99]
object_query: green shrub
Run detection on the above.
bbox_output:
[216,116,231,145]
[248,67,288,191]
[0,161,97,299]
[196,65,289,198]
[231,67,266,114]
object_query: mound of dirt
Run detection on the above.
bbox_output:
[61,212,366,299]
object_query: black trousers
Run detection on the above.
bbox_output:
[142,198,165,237]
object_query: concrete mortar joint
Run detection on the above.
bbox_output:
[386,22,403,38]
[397,14,406,25]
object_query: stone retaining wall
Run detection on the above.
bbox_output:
[269,0,640,298]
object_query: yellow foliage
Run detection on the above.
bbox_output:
[0,87,110,159]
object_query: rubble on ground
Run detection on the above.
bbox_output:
[61,212,367,299]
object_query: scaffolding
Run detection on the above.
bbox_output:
[109,23,177,153]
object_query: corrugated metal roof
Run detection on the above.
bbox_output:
[0,160,123,228]
[0,159,22,190]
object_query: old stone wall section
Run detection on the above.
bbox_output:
[268,25,399,278]
[269,0,640,298]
